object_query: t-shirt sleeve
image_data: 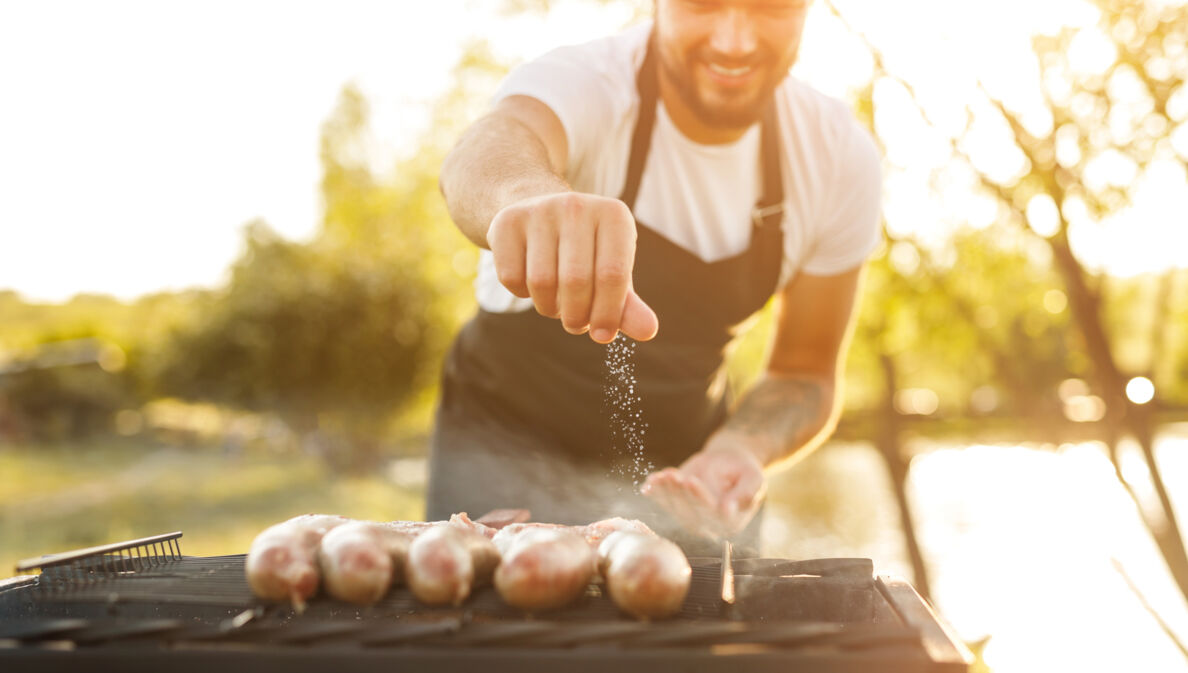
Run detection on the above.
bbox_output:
[799,122,883,276]
[491,43,626,179]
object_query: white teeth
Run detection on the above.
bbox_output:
[708,63,752,77]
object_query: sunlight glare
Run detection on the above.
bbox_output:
[910,439,1188,673]
[1025,194,1061,237]
[1067,27,1118,76]
[893,388,940,416]
[1126,377,1155,404]
[1042,289,1068,314]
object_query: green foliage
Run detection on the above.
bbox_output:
[1,362,134,442]
[850,226,1078,421]
[153,223,441,433]
[145,79,500,464]
[0,292,203,441]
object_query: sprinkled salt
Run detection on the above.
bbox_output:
[604,334,654,486]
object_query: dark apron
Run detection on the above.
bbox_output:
[427,37,785,556]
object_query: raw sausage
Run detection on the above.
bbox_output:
[318,521,413,605]
[405,523,498,606]
[245,514,350,610]
[449,517,502,582]
[494,527,596,611]
[597,531,691,619]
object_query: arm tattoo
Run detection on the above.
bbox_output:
[722,377,827,462]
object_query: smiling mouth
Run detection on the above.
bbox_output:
[707,63,755,78]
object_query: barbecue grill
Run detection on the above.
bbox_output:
[0,532,972,672]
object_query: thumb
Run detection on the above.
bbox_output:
[620,290,659,341]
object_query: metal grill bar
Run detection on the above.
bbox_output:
[0,618,923,652]
[15,532,184,577]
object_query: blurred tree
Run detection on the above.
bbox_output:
[151,40,515,468]
[153,83,468,469]
[154,221,439,470]
[0,338,135,442]
[826,0,1188,603]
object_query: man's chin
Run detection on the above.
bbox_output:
[689,99,766,129]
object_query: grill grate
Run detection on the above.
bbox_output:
[15,532,183,588]
[13,554,875,624]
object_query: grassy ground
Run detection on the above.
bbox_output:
[0,440,424,578]
[0,436,891,579]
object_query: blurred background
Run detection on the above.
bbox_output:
[2,0,1187,670]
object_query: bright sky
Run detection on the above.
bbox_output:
[0,0,636,302]
[2,0,1185,303]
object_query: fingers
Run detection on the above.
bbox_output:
[646,450,766,538]
[620,291,659,342]
[557,216,594,334]
[643,469,725,539]
[489,193,659,341]
[488,211,529,298]
[525,223,560,318]
[587,202,635,344]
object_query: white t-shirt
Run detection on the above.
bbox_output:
[476,21,882,313]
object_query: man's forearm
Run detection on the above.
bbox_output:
[439,114,569,249]
[712,373,839,467]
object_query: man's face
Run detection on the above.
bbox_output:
[655,0,810,129]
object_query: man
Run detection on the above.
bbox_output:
[429,0,881,552]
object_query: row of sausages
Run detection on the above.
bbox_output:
[244,513,692,619]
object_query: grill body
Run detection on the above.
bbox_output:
[0,553,971,672]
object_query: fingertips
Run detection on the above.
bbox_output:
[620,291,659,341]
[590,327,617,344]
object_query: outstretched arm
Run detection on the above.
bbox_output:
[439,96,569,249]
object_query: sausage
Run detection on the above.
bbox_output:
[245,514,350,610]
[494,527,596,611]
[405,524,497,606]
[597,531,691,619]
[318,521,413,605]
[450,520,502,584]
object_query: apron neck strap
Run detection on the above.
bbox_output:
[619,33,784,232]
[619,34,659,211]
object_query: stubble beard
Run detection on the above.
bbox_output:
[658,44,793,130]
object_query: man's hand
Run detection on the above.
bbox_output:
[642,441,766,539]
[488,192,659,344]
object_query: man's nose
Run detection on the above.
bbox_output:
[708,8,759,58]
